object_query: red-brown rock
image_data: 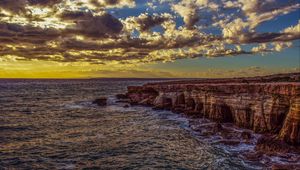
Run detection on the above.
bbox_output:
[125,73,300,145]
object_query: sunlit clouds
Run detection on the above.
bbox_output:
[0,0,299,78]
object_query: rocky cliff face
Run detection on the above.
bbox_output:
[125,74,300,146]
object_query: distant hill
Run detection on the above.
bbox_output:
[147,72,300,85]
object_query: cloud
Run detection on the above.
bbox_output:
[124,13,172,32]
[0,0,299,67]
[28,0,63,6]
[284,20,300,34]
[90,69,176,78]
[171,1,199,29]
[0,22,61,44]
[0,0,62,15]
[60,11,123,38]
[251,43,268,53]
[272,42,293,52]
[0,0,28,14]
[88,0,136,9]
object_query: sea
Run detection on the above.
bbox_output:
[0,79,298,170]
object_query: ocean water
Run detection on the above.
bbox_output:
[0,79,295,169]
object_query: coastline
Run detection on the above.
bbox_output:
[120,73,300,160]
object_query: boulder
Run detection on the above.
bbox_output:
[116,94,128,99]
[93,97,107,106]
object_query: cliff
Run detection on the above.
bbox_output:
[124,73,300,146]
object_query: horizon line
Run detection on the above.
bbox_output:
[0,72,299,80]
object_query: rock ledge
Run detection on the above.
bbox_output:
[124,73,300,145]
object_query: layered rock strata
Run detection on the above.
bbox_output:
[125,73,300,145]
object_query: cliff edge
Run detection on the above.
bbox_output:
[124,73,300,146]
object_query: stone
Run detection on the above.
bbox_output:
[185,98,196,110]
[171,107,185,113]
[126,86,158,105]
[153,94,172,110]
[184,110,201,116]
[242,151,263,161]
[92,97,107,106]
[116,99,130,103]
[279,97,300,145]
[240,131,252,140]
[213,123,223,133]
[271,164,300,170]
[116,94,127,99]
[209,103,233,123]
[175,93,185,106]
[125,73,300,146]
[139,97,156,106]
[255,135,300,154]
[215,139,241,145]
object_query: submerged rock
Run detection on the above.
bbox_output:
[93,97,107,106]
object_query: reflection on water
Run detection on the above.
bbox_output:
[0,79,286,169]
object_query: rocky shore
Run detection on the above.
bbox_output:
[119,73,300,154]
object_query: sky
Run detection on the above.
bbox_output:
[0,0,299,78]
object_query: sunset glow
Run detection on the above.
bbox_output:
[0,0,299,78]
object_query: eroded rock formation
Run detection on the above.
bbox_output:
[124,73,300,145]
